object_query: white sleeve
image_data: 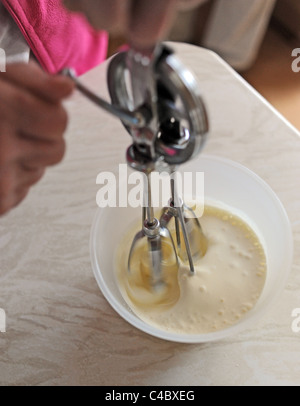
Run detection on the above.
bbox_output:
[0,3,30,66]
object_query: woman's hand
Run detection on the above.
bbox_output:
[0,61,74,215]
[63,0,205,48]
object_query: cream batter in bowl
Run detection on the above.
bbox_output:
[90,155,293,343]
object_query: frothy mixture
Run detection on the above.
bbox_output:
[115,204,267,334]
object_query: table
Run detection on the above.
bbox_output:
[1,42,300,386]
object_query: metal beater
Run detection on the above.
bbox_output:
[63,43,209,288]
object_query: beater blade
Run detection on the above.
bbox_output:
[160,175,207,273]
[127,172,179,290]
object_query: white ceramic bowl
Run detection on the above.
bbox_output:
[90,155,293,343]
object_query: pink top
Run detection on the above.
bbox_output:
[2,0,108,75]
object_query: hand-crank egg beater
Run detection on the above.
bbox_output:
[63,43,209,289]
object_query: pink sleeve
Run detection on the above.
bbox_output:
[1,0,108,75]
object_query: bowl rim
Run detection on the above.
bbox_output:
[90,154,294,343]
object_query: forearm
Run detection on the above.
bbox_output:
[63,0,208,48]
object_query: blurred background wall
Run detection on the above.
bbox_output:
[108,0,300,131]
